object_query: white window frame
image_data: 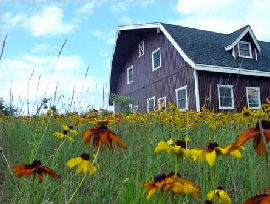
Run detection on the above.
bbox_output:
[147,96,155,113]
[127,65,133,84]
[246,87,261,109]
[175,86,188,111]
[217,85,235,109]
[133,105,138,113]
[128,104,133,113]
[152,48,161,71]
[138,41,144,57]
[158,97,166,110]
[238,41,252,58]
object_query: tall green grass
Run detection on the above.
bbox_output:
[0,114,268,204]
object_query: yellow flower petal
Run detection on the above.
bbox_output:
[154,142,173,153]
[218,190,232,204]
[207,190,215,200]
[205,150,217,166]
[167,138,174,145]
[230,149,242,159]
[67,157,82,168]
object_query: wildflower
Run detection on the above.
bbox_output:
[12,160,58,183]
[124,178,129,183]
[53,124,78,142]
[227,120,270,156]
[207,186,232,204]
[154,139,189,156]
[189,143,242,166]
[82,121,126,151]
[241,107,253,119]
[53,131,74,142]
[201,200,213,204]
[67,153,96,176]
[62,125,78,135]
[141,172,201,200]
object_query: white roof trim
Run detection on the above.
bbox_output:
[195,64,270,77]
[225,26,261,53]
[118,23,196,68]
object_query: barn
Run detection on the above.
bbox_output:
[109,22,270,113]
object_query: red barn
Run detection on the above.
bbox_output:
[110,23,270,112]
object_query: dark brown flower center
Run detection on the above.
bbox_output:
[167,171,181,177]
[32,160,41,167]
[175,140,186,149]
[204,200,213,204]
[154,173,166,182]
[217,186,224,190]
[98,122,108,129]
[256,120,270,130]
[68,125,74,130]
[63,130,68,135]
[208,143,219,150]
[80,153,90,160]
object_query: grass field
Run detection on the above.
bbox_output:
[1,104,270,204]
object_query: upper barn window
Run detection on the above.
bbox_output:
[238,41,252,58]
[138,41,144,57]
[152,48,161,70]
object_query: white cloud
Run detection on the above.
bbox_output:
[0,54,110,114]
[175,0,270,41]
[110,1,130,13]
[3,6,77,36]
[75,1,96,15]
[26,6,76,36]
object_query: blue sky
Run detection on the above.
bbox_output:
[1,0,270,114]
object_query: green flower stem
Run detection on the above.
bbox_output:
[66,173,87,204]
[45,139,66,165]
[174,154,179,178]
[170,192,175,204]
[159,191,168,204]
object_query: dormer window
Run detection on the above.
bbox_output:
[238,41,252,58]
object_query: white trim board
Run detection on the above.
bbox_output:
[119,23,196,68]
[224,26,261,53]
[195,64,270,78]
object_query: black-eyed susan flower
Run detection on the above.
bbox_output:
[67,153,96,176]
[241,107,253,120]
[189,143,242,166]
[244,195,270,204]
[227,120,270,156]
[82,121,126,151]
[53,124,78,142]
[141,173,167,200]
[207,186,232,204]
[154,139,189,157]
[12,160,59,183]
[141,172,201,200]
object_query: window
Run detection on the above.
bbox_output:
[138,41,144,57]
[175,86,188,110]
[158,97,166,110]
[238,41,252,58]
[129,104,133,113]
[218,85,234,109]
[147,97,155,112]
[246,87,261,109]
[133,105,138,113]
[152,48,161,70]
[127,66,133,84]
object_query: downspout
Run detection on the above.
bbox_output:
[193,69,200,112]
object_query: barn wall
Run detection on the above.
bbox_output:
[198,70,270,112]
[115,30,196,112]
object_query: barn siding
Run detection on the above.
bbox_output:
[115,30,196,112]
[198,70,270,112]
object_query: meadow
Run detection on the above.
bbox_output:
[1,103,270,204]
